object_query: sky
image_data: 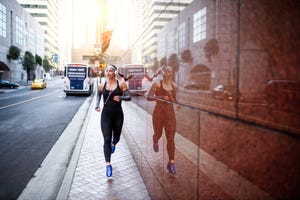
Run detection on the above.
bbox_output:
[61,0,130,49]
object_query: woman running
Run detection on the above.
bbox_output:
[95,64,131,177]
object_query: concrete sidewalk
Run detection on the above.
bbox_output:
[57,95,151,200]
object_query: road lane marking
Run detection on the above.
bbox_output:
[0,89,62,110]
[0,90,41,100]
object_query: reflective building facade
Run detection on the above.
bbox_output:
[127,0,300,199]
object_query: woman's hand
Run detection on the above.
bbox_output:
[163,96,170,101]
[113,96,121,102]
[95,107,101,112]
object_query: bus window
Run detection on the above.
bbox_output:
[64,63,94,96]
[118,64,148,94]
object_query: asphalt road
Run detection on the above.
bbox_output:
[0,78,89,200]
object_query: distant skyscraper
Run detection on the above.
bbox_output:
[17,0,59,59]
[141,0,192,66]
[95,0,108,47]
[129,0,143,64]
[57,0,72,67]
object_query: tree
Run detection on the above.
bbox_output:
[7,45,21,61]
[181,49,193,63]
[204,38,219,62]
[152,58,159,72]
[160,57,167,67]
[35,54,43,66]
[42,56,54,72]
[168,53,179,72]
[22,51,35,80]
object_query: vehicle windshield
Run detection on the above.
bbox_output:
[33,79,43,83]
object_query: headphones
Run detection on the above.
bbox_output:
[106,65,118,75]
[111,65,118,75]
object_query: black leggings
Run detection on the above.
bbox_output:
[101,108,124,162]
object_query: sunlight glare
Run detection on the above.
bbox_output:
[72,0,129,49]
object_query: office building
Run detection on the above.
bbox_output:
[17,0,59,60]
[0,0,44,81]
[141,0,193,67]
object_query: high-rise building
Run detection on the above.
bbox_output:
[17,0,59,59]
[57,0,72,68]
[141,0,193,66]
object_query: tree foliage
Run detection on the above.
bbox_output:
[7,45,21,60]
[181,49,193,63]
[35,54,43,66]
[160,57,167,67]
[42,56,54,72]
[168,53,179,72]
[22,51,35,80]
[152,58,159,72]
[204,38,219,62]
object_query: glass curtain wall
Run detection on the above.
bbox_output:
[120,0,300,199]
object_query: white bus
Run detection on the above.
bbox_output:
[118,64,148,94]
[64,63,94,96]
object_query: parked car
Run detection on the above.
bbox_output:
[31,79,46,89]
[0,79,19,88]
[264,80,300,113]
[212,85,244,101]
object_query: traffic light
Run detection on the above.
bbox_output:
[99,63,106,70]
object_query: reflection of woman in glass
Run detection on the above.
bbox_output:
[147,66,178,175]
[95,65,131,177]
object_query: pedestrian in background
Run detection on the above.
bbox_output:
[95,64,131,177]
[147,66,179,175]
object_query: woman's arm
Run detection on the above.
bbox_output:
[114,81,131,101]
[171,82,181,110]
[146,82,158,101]
[95,84,103,110]
[173,82,178,92]
[120,89,131,101]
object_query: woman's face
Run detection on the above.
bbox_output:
[162,67,173,80]
[105,67,116,78]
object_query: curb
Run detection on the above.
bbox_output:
[17,94,93,200]
[56,94,95,200]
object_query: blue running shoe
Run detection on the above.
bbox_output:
[167,163,176,175]
[106,165,112,177]
[153,142,159,152]
[111,141,115,154]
